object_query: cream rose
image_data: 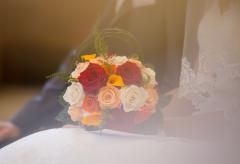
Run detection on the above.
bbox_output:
[98,86,121,109]
[109,56,128,65]
[142,67,158,85]
[63,82,85,106]
[120,85,148,112]
[71,62,89,78]
[68,105,83,122]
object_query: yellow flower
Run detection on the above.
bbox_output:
[108,74,125,87]
[81,113,102,126]
[81,54,97,61]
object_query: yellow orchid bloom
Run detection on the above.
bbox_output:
[81,54,97,61]
[108,74,125,87]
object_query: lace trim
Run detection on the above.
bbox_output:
[178,56,240,109]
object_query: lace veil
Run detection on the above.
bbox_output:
[179,0,240,112]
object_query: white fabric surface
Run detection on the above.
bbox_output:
[0,128,220,164]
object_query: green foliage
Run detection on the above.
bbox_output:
[101,28,145,61]
[46,72,71,82]
[55,94,76,125]
[94,31,109,55]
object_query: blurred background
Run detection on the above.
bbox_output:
[0,0,187,121]
[0,0,107,120]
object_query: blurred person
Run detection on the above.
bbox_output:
[0,0,187,148]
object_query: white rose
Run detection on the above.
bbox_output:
[63,82,85,106]
[71,62,89,79]
[109,56,128,65]
[142,67,158,85]
[120,85,148,112]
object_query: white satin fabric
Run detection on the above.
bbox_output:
[0,128,221,164]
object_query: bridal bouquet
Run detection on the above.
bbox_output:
[63,53,159,130]
[50,29,162,132]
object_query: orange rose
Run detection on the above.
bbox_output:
[82,95,100,113]
[144,86,159,109]
[98,86,121,109]
[81,113,102,126]
[68,105,83,122]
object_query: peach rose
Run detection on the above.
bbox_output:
[98,86,121,109]
[144,86,159,109]
[68,105,83,122]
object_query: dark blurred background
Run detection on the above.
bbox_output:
[0,0,108,85]
[0,0,107,120]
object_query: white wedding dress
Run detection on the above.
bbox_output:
[0,0,239,164]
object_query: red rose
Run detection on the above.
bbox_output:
[82,95,100,113]
[116,61,142,85]
[78,63,108,94]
